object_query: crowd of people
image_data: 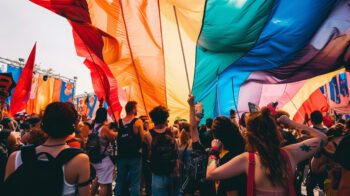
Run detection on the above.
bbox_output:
[0,95,349,196]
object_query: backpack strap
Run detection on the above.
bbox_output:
[92,124,104,134]
[247,152,255,196]
[118,119,124,130]
[55,148,84,166]
[20,145,36,165]
[280,149,296,196]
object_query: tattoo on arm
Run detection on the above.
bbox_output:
[299,144,311,152]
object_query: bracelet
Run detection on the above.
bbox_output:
[212,146,219,151]
[209,155,218,160]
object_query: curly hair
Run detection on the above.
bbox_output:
[245,107,289,188]
[149,106,169,125]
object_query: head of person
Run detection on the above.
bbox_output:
[327,123,345,139]
[27,129,48,146]
[230,109,236,119]
[337,119,345,124]
[311,110,323,126]
[245,107,289,188]
[180,122,191,134]
[179,129,190,146]
[95,108,108,124]
[125,101,137,116]
[212,116,245,154]
[149,106,169,126]
[41,102,78,139]
[239,112,248,128]
[206,118,213,129]
[27,116,41,130]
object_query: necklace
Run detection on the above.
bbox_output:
[42,143,66,147]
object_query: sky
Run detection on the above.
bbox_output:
[0,0,93,95]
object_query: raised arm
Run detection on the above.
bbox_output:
[206,139,247,180]
[188,95,199,143]
[280,115,328,164]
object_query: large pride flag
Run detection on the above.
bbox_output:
[29,0,350,122]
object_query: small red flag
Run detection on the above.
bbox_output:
[10,43,37,116]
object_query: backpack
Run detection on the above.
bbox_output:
[3,145,83,196]
[86,124,106,163]
[149,128,178,176]
[117,118,141,158]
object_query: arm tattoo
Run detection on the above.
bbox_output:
[300,144,311,152]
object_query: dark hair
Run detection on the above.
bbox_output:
[180,122,191,133]
[41,102,78,138]
[311,110,323,125]
[346,119,350,131]
[27,116,41,127]
[28,129,48,146]
[327,123,344,138]
[206,118,213,129]
[212,116,245,155]
[125,101,137,114]
[246,107,289,188]
[337,119,345,124]
[230,109,236,116]
[95,108,107,124]
[149,106,169,125]
[240,112,248,127]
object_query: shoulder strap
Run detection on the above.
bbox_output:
[280,149,296,196]
[20,145,36,165]
[93,124,104,134]
[55,148,84,166]
[247,153,255,196]
[118,119,124,130]
[131,118,138,125]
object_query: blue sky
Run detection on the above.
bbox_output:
[0,0,93,94]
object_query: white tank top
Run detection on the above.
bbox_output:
[15,151,76,196]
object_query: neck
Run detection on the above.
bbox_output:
[314,124,323,128]
[125,114,135,119]
[43,137,67,146]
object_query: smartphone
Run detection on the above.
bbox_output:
[248,102,259,113]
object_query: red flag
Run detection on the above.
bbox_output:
[10,43,37,116]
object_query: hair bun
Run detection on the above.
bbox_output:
[260,107,271,118]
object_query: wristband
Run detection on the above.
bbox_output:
[209,148,220,159]
[212,146,219,151]
[209,155,218,160]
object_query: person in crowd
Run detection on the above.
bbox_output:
[345,119,350,134]
[229,109,239,128]
[115,101,144,196]
[307,110,329,195]
[145,106,179,196]
[25,129,48,146]
[185,95,216,196]
[333,134,350,195]
[0,128,19,189]
[199,118,213,150]
[206,106,327,195]
[211,116,246,196]
[21,116,41,144]
[0,110,15,131]
[177,129,192,196]
[90,108,117,196]
[311,123,346,195]
[140,115,152,196]
[274,111,298,146]
[4,102,91,195]
[311,110,328,134]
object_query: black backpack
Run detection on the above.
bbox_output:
[3,145,83,196]
[149,129,178,176]
[86,124,106,163]
[117,118,141,158]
